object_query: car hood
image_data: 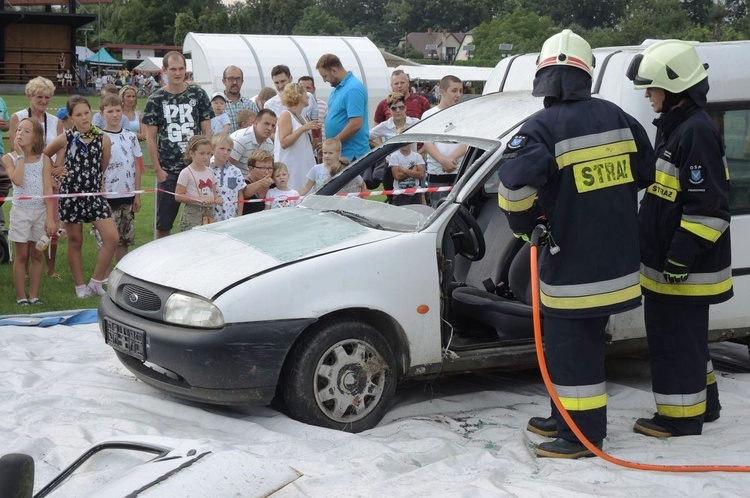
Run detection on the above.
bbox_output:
[117,208,399,298]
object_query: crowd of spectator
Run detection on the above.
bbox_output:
[0,51,465,306]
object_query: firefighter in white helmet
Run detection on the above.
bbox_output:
[627,40,732,438]
[498,30,656,458]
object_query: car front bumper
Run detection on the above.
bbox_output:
[98,295,315,405]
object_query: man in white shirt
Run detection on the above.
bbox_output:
[264,64,316,120]
[422,75,466,207]
[229,108,277,176]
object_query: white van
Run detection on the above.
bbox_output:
[484,40,750,341]
[99,41,750,433]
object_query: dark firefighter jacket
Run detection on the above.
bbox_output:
[498,97,655,318]
[639,101,733,304]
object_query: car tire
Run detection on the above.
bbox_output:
[282,320,397,432]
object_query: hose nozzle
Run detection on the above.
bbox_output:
[530,224,547,247]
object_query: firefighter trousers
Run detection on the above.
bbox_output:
[545,315,609,443]
[644,297,719,435]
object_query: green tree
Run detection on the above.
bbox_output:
[199,9,231,34]
[384,0,501,40]
[617,0,693,45]
[293,6,348,36]
[529,0,627,29]
[240,0,315,35]
[683,0,713,25]
[472,8,556,62]
[174,12,199,46]
[723,0,748,22]
[79,0,227,45]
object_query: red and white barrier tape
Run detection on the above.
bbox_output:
[0,189,155,202]
[1,186,453,204]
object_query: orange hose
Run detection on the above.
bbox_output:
[530,243,750,472]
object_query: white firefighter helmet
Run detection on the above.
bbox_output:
[536,29,595,77]
[627,39,708,93]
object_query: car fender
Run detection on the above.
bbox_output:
[215,231,444,368]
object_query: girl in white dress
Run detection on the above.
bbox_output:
[4,118,55,305]
[8,77,64,278]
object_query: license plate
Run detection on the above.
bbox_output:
[105,319,146,361]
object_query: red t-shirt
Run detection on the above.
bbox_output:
[374,93,431,124]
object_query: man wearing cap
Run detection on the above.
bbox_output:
[56,107,71,131]
[221,65,259,133]
[210,92,231,135]
[497,29,655,458]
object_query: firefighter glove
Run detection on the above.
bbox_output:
[663,258,689,283]
[514,217,548,245]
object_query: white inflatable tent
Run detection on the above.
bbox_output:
[394,64,494,83]
[134,57,193,74]
[183,33,391,123]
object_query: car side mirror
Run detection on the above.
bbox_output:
[0,453,35,498]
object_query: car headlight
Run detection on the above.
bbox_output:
[164,293,224,329]
[107,268,124,300]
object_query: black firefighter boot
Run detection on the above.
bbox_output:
[527,416,557,437]
[534,438,603,459]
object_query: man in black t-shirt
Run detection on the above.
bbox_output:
[142,51,211,238]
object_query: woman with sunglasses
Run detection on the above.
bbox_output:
[369,92,421,201]
[369,92,421,148]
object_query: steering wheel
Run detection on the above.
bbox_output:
[450,205,486,261]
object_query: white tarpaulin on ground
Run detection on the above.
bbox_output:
[395,64,494,82]
[3,322,750,496]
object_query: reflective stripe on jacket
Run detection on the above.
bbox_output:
[498,98,655,318]
[639,105,732,305]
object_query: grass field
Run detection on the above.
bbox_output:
[0,93,156,315]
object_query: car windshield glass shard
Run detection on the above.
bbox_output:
[322,210,384,230]
[203,208,369,262]
[301,195,431,231]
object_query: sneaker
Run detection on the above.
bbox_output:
[85,284,106,297]
[28,298,43,305]
[75,285,87,298]
[16,299,29,306]
[633,417,674,438]
[527,416,557,437]
[534,438,602,459]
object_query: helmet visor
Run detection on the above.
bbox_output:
[626,54,653,86]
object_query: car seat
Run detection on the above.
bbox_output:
[452,200,523,291]
[451,241,538,344]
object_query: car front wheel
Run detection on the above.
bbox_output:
[282,320,397,432]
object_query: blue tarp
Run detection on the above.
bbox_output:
[0,309,98,327]
[85,48,123,66]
